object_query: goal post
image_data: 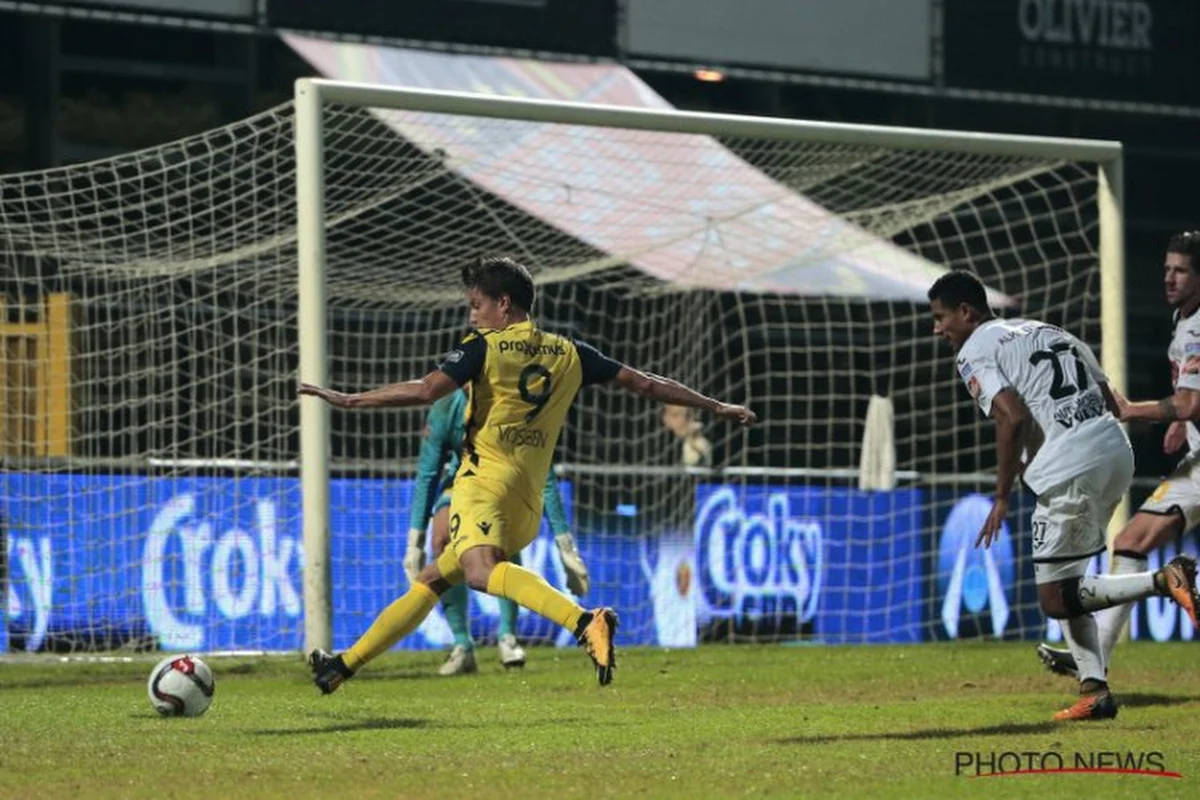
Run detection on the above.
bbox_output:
[292,77,1125,654]
[295,80,333,655]
[1097,158,1129,569]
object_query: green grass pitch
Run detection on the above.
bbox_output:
[1,642,1196,798]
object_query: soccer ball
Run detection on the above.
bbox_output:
[147,655,215,717]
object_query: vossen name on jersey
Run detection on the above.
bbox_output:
[496,423,548,449]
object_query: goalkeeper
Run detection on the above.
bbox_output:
[406,388,589,675]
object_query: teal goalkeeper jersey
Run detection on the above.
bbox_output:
[408,389,571,535]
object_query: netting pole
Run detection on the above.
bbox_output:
[295,78,332,654]
[1099,153,1130,641]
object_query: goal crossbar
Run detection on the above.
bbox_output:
[299,78,1122,162]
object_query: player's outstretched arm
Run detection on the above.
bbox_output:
[610,366,757,427]
[1120,386,1200,425]
[298,370,459,410]
[1095,379,1178,450]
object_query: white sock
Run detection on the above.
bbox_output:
[1095,553,1148,663]
[1064,614,1106,684]
[1075,571,1156,611]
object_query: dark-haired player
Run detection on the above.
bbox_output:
[928,269,1198,720]
[300,255,756,690]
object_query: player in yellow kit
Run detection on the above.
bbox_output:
[299,256,756,690]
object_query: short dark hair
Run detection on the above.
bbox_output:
[927,270,989,313]
[462,256,535,312]
[1167,230,1200,272]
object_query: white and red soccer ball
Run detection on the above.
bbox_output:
[147,655,215,717]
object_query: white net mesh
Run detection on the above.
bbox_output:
[0,92,1106,654]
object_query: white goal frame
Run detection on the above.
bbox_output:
[292,77,1126,654]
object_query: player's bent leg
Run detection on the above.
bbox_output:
[1034,558,1116,721]
[1038,556,1199,628]
[462,545,579,628]
[1038,510,1189,678]
[452,489,619,686]
[1132,476,1200,628]
[1035,550,1200,719]
[460,545,618,686]
[308,559,459,695]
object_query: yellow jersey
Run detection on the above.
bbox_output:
[438,319,621,510]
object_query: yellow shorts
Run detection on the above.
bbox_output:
[446,477,541,559]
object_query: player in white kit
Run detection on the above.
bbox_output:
[1038,231,1200,680]
[928,270,1199,721]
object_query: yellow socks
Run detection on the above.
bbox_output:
[343,583,439,670]
[342,565,584,673]
[487,561,584,633]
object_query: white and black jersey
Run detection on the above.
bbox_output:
[955,318,1131,495]
[1138,305,1200,529]
[1167,306,1200,452]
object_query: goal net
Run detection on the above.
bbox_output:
[0,78,1124,656]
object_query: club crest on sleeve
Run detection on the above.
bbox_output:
[445,350,464,364]
[956,358,973,380]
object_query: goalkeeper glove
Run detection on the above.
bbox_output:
[404,527,427,584]
[555,532,590,596]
